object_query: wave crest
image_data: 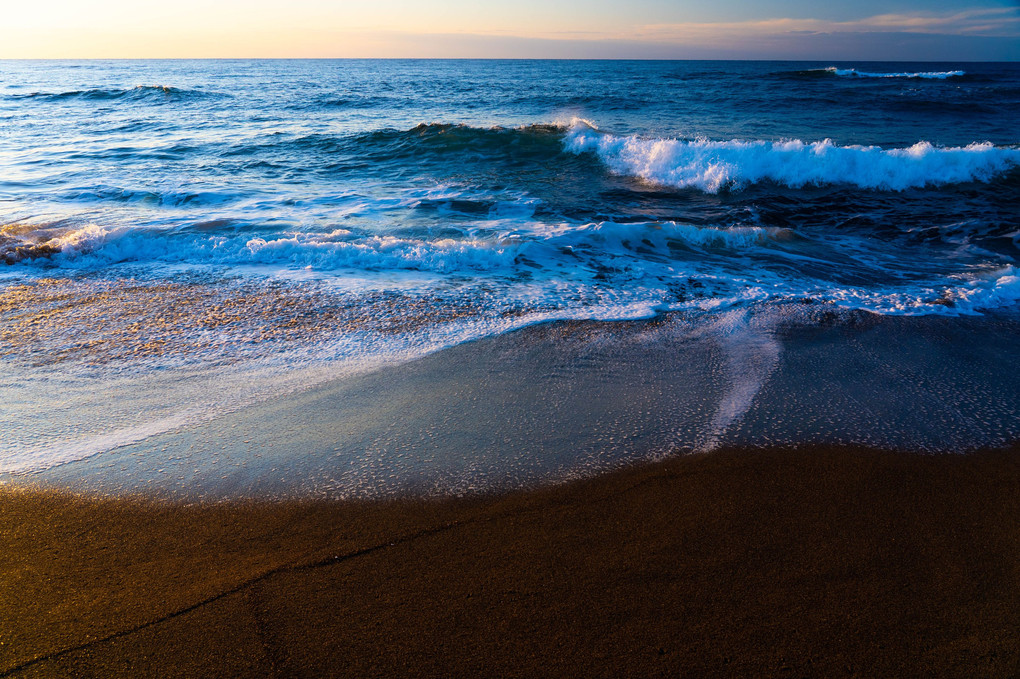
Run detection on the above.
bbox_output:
[785,67,967,80]
[822,67,966,79]
[564,123,1020,193]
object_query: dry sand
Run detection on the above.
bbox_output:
[3,445,1018,677]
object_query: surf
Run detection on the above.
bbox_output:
[563,122,1020,192]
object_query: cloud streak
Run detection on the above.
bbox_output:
[634,7,1020,43]
[373,7,1020,61]
[3,3,1017,59]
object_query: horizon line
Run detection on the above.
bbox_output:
[1,56,1016,62]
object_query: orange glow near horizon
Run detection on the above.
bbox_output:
[2,1,602,58]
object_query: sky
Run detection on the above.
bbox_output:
[2,0,1018,60]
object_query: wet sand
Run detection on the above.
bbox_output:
[3,445,1019,678]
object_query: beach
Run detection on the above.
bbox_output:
[3,312,1020,677]
[2,59,1019,677]
[4,444,1019,677]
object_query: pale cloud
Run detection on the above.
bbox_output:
[634,7,1020,43]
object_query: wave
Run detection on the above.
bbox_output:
[788,67,966,80]
[1,235,60,264]
[1,215,794,271]
[832,266,1020,316]
[214,122,1020,196]
[824,67,966,79]
[5,219,1019,317]
[221,123,567,163]
[264,122,1020,195]
[564,122,1020,193]
[62,185,240,207]
[220,121,1019,196]
[1,223,99,264]
[9,85,218,102]
[354,122,567,157]
[2,224,517,272]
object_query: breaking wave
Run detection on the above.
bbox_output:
[789,67,967,80]
[0,216,792,271]
[563,122,1020,193]
[197,121,1020,196]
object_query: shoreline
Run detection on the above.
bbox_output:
[3,57,1019,679]
[4,444,1019,677]
[11,308,1020,500]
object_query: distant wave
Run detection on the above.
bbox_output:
[62,185,239,207]
[564,122,1020,193]
[9,85,218,102]
[799,67,966,80]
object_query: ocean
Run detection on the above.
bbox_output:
[2,59,1018,496]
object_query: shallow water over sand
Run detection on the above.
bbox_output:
[11,308,1018,500]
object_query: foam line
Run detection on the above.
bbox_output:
[822,67,966,79]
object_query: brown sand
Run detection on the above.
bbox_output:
[2,445,1019,678]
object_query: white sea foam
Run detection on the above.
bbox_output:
[796,265,1020,316]
[19,218,1020,320]
[696,310,781,452]
[42,226,520,273]
[823,67,966,79]
[564,123,1020,193]
[27,215,791,275]
[939,266,1020,314]
[544,220,791,250]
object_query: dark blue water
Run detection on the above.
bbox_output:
[1,60,1018,477]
